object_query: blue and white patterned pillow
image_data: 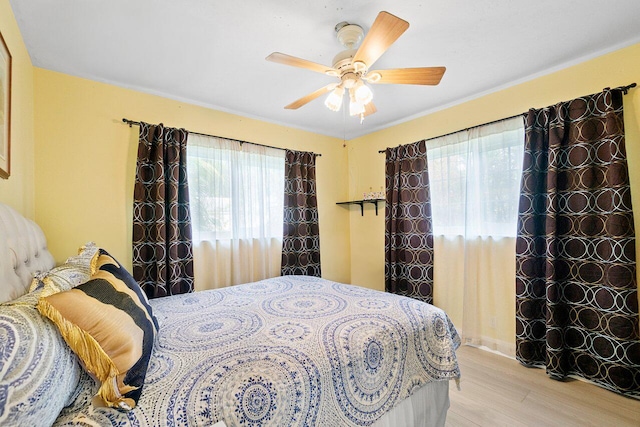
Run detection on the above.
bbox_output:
[29,242,98,297]
[0,292,82,426]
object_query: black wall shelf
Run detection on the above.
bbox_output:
[336,199,385,216]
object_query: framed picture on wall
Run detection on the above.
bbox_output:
[0,29,12,179]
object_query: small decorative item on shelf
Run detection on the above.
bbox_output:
[363,187,374,200]
[363,187,384,200]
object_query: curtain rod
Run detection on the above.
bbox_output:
[377,113,523,153]
[122,118,321,156]
[377,82,637,154]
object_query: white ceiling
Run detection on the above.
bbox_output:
[9,0,640,140]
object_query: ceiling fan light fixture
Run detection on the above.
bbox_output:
[348,91,366,116]
[324,85,345,112]
[353,80,373,105]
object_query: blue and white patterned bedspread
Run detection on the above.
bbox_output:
[54,276,460,426]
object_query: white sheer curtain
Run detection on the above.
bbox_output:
[428,117,524,356]
[187,134,285,290]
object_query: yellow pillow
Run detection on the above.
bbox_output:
[37,249,157,411]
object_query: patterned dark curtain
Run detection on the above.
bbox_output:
[516,88,640,397]
[385,140,434,304]
[133,122,194,298]
[281,149,321,277]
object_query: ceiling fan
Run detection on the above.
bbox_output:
[266,11,446,121]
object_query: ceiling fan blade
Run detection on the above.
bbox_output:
[364,101,377,117]
[266,52,337,75]
[352,11,409,68]
[368,67,446,85]
[285,84,335,110]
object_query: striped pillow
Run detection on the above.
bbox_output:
[37,249,157,411]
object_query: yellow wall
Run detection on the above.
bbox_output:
[347,42,640,347]
[33,69,351,283]
[0,0,35,216]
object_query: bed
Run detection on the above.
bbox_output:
[0,202,460,426]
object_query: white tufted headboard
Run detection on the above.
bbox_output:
[0,202,55,303]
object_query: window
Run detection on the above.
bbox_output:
[427,116,525,355]
[186,134,285,289]
[428,117,525,237]
[187,135,285,242]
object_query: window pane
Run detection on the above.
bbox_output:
[187,136,285,242]
[428,117,524,237]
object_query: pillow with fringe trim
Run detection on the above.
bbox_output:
[37,248,157,411]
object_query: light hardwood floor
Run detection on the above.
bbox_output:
[446,346,640,427]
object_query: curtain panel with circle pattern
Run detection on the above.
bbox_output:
[384,140,434,303]
[515,88,639,397]
[281,149,321,277]
[132,122,194,299]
